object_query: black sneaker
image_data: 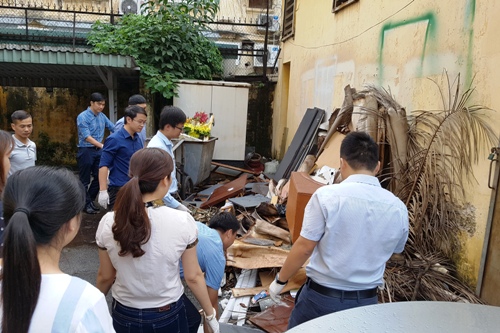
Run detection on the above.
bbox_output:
[89,201,100,212]
[84,204,99,214]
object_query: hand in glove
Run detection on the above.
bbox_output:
[205,308,219,333]
[98,190,109,209]
[269,274,287,303]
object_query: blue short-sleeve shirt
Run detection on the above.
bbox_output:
[99,127,142,187]
[179,222,226,290]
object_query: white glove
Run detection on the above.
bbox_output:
[205,307,219,333]
[176,203,189,212]
[98,190,109,209]
[269,276,286,303]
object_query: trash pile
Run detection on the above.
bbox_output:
[185,77,493,332]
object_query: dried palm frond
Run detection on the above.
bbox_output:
[357,72,497,303]
[399,72,497,258]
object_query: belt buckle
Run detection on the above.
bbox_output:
[158,304,171,312]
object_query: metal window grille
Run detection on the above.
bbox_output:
[332,0,359,13]
[282,0,294,41]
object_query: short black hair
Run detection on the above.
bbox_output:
[90,92,105,102]
[159,106,186,130]
[208,212,240,233]
[340,131,379,171]
[124,105,147,123]
[11,110,31,123]
[128,94,147,106]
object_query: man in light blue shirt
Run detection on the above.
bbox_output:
[270,131,409,329]
[179,212,239,333]
[76,92,114,214]
[114,94,147,147]
[147,106,189,211]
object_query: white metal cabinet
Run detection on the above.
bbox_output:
[174,79,250,161]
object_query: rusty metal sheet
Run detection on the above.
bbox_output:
[248,295,295,333]
[200,174,248,208]
[229,194,270,208]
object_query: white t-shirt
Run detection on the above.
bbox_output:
[1,274,114,332]
[96,206,198,308]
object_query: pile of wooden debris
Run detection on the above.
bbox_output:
[184,73,497,332]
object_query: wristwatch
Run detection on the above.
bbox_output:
[205,309,216,321]
[276,273,288,285]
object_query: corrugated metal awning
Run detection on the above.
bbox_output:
[0,48,139,89]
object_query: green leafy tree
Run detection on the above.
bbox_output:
[87,0,223,98]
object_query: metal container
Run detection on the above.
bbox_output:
[175,137,217,186]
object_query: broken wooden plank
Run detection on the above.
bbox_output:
[212,161,262,176]
[226,241,290,269]
[200,174,248,209]
[232,269,307,298]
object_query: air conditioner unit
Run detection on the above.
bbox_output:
[119,0,144,15]
[253,44,279,67]
[257,14,279,32]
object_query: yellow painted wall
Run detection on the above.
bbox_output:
[274,0,500,287]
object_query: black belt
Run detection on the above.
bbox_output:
[307,278,378,299]
[113,299,176,312]
[79,146,101,150]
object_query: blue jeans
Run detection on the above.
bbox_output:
[287,281,378,329]
[181,294,201,333]
[112,298,189,333]
[77,147,101,207]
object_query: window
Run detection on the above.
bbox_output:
[282,0,295,41]
[249,0,273,9]
[332,0,359,13]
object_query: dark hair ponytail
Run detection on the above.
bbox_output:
[1,166,85,333]
[113,148,173,257]
[2,211,40,333]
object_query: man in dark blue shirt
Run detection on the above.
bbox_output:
[76,93,114,214]
[97,105,147,210]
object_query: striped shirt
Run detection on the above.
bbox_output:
[77,107,114,148]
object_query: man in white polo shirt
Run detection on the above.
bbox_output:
[9,110,36,176]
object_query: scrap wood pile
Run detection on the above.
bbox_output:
[188,72,497,330]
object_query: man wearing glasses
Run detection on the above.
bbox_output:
[9,110,36,176]
[147,106,190,212]
[114,94,148,147]
[77,92,115,214]
[98,105,147,210]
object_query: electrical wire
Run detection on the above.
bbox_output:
[288,0,415,49]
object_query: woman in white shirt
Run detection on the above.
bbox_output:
[96,148,219,333]
[1,166,114,333]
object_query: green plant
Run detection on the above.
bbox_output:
[87,0,223,99]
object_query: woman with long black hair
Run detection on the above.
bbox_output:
[96,148,219,333]
[1,166,114,332]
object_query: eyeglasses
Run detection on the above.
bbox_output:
[175,126,184,131]
[133,119,147,126]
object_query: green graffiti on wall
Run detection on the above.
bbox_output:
[378,12,437,84]
[377,1,476,86]
[464,0,476,86]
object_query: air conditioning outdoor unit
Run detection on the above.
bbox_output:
[119,0,144,15]
[257,14,279,32]
[253,44,279,67]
